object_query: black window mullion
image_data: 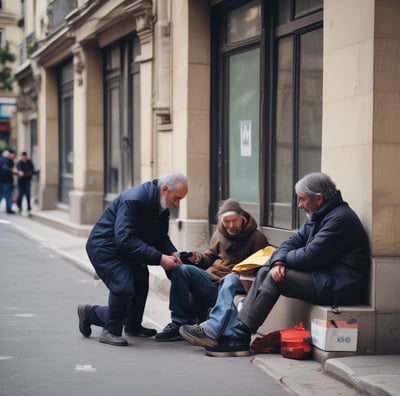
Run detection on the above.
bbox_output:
[292,33,301,229]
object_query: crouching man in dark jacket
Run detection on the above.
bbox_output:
[78,172,188,346]
[180,172,370,357]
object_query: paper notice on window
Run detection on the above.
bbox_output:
[240,120,252,157]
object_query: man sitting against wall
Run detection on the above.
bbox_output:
[179,172,371,357]
[156,199,268,341]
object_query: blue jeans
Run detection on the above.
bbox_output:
[169,265,219,324]
[1,182,13,212]
[201,273,246,339]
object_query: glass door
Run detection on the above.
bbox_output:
[57,60,74,204]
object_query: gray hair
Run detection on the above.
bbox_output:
[158,171,188,191]
[295,172,337,200]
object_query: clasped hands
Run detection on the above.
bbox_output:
[270,261,286,283]
[160,251,202,270]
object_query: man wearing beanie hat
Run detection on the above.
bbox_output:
[156,199,268,341]
[180,173,370,357]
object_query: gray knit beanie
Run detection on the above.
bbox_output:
[217,199,244,219]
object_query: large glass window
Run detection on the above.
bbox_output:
[272,37,293,228]
[271,24,323,229]
[228,48,260,202]
[226,0,261,43]
[104,36,140,203]
[211,0,323,236]
[57,60,74,204]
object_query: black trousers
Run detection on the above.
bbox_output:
[238,266,318,332]
[92,264,150,335]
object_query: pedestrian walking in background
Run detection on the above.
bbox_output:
[77,171,189,346]
[0,148,20,214]
[16,151,35,214]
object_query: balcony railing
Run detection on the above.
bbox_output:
[47,0,78,31]
[19,32,38,65]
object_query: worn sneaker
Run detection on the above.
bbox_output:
[179,324,218,348]
[77,304,93,337]
[205,336,250,357]
[99,329,128,346]
[155,322,183,342]
[124,325,157,337]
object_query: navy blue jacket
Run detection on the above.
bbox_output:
[270,191,370,305]
[86,179,177,294]
[17,159,34,183]
[0,156,14,183]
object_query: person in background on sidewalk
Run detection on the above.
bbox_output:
[16,151,35,214]
[0,149,20,214]
[77,172,189,347]
[155,199,268,342]
[180,172,371,357]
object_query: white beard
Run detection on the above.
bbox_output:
[160,197,168,210]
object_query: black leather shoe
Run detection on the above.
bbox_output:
[124,325,157,337]
[155,322,183,342]
[205,336,251,357]
[99,329,128,346]
[77,304,93,337]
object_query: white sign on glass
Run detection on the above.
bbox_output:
[240,120,252,157]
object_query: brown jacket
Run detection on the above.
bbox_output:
[198,212,268,281]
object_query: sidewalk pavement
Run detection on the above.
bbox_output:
[2,209,400,396]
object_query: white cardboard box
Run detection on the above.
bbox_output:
[311,318,358,352]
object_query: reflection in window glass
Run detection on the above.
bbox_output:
[295,0,323,17]
[272,38,293,229]
[297,28,322,225]
[227,1,261,44]
[110,86,120,193]
[107,44,120,70]
[62,96,73,174]
[278,0,291,25]
[132,48,141,187]
[228,48,260,202]
[298,29,322,178]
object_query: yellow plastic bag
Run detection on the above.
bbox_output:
[232,246,276,274]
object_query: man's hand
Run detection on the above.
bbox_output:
[160,253,182,270]
[271,261,286,283]
[188,251,202,264]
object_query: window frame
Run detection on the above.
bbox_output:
[103,35,140,206]
[210,0,323,240]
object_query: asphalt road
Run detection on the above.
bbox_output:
[0,224,287,396]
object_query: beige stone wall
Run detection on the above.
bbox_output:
[37,67,59,209]
[373,0,400,256]
[187,0,210,220]
[69,44,104,224]
[167,0,210,219]
[159,0,211,251]
[323,0,374,231]
[372,0,400,353]
[323,0,400,354]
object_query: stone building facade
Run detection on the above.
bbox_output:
[0,0,23,149]
[14,0,400,354]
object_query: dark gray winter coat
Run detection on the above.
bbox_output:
[270,191,370,305]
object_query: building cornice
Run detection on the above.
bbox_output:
[14,61,33,83]
[67,0,151,46]
[0,11,19,24]
[32,26,75,68]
